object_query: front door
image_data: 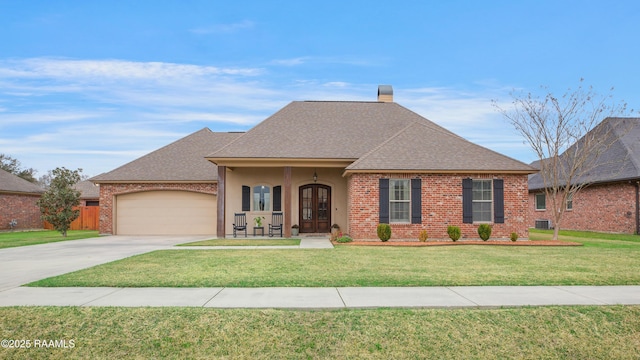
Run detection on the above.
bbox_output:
[299,184,331,233]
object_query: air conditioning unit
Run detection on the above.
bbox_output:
[535,219,552,230]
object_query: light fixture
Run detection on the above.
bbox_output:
[313,170,318,183]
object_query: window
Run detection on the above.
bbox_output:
[566,193,573,210]
[389,179,410,223]
[253,186,270,211]
[379,178,422,224]
[535,193,546,210]
[463,178,504,224]
[472,179,493,222]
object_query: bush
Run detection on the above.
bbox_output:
[377,224,392,242]
[510,232,519,242]
[478,224,492,241]
[447,226,461,242]
[335,235,353,243]
[418,230,428,242]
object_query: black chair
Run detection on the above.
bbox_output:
[233,213,247,237]
[269,212,283,237]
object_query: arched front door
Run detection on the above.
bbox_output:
[299,184,331,233]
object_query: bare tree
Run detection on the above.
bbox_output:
[494,79,632,240]
[0,154,37,183]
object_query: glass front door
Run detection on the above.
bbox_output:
[299,184,331,233]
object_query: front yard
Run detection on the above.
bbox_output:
[29,229,640,287]
[4,229,640,358]
[0,230,99,249]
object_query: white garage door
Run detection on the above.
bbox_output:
[116,191,216,235]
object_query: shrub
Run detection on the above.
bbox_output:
[418,230,428,242]
[377,224,392,242]
[478,224,492,241]
[447,226,461,242]
[510,232,519,242]
[335,235,353,243]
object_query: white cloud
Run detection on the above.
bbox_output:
[0,58,262,81]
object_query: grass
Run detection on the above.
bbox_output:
[178,238,301,246]
[0,230,99,249]
[0,306,638,359]
[30,230,640,287]
[531,228,640,243]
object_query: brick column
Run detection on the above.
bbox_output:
[217,166,226,238]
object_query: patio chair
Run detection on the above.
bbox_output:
[233,213,247,238]
[269,212,283,237]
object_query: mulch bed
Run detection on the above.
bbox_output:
[333,240,583,247]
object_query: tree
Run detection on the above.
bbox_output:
[494,80,632,240]
[38,167,82,237]
[0,154,37,183]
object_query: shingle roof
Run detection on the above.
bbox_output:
[0,168,44,194]
[346,121,535,172]
[209,100,534,173]
[209,101,463,160]
[529,117,640,190]
[74,180,100,199]
[91,128,242,182]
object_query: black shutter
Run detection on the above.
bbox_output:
[411,178,422,224]
[242,185,250,211]
[273,186,282,211]
[462,178,473,224]
[494,179,504,223]
[379,178,389,224]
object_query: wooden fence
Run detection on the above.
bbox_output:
[44,206,99,231]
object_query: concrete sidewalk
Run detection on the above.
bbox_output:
[0,286,638,309]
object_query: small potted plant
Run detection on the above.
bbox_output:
[254,216,265,227]
[331,223,340,240]
[291,224,299,236]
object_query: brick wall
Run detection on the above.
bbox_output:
[98,183,217,234]
[529,181,638,234]
[347,173,529,240]
[0,193,43,230]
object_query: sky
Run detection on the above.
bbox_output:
[1,0,639,178]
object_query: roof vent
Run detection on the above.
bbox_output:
[377,85,393,102]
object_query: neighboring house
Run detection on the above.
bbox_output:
[529,117,640,234]
[74,180,100,206]
[0,168,44,230]
[93,86,536,239]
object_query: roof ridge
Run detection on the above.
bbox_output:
[91,127,213,180]
[347,121,419,170]
[207,102,294,159]
[613,117,640,177]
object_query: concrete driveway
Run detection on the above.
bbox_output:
[0,235,212,291]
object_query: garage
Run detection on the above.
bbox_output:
[116,191,216,235]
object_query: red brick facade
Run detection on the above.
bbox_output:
[347,173,530,240]
[98,183,217,234]
[0,193,43,230]
[529,181,639,234]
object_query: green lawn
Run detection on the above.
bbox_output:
[30,230,640,287]
[0,230,99,249]
[178,238,301,246]
[0,306,638,359]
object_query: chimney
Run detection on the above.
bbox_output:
[377,85,393,102]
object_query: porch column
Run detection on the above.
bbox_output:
[217,165,226,238]
[284,166,292,238]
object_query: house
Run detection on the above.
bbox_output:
[529,117,640,234]
[0,168,44,230]
[74,180,100,207]
[93,86,536,239]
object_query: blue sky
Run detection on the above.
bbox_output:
[1,0,639,177]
